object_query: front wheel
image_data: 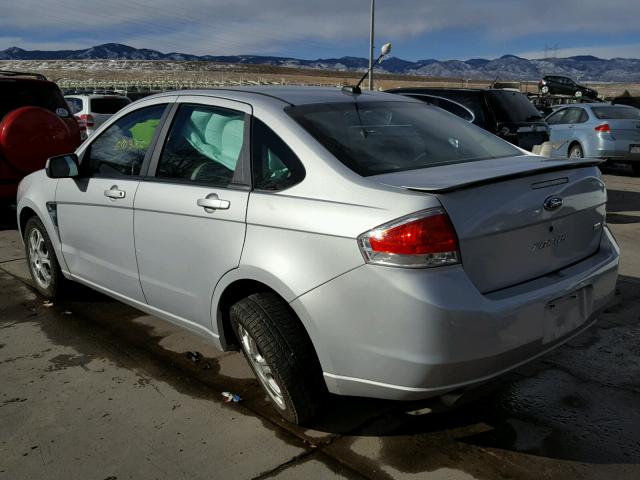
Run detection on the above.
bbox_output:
[24,216,66,298]
[574,90,583,98]
[569,144,583,158]
[230,292,326,424]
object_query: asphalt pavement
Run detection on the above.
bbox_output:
[1,169,639,480]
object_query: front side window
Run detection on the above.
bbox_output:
[82,104,166,177]
[252,118,305,190]
[156,104,245,187]
[287,100,521,177]
[546,109,568,125]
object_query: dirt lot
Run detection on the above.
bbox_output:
[1,59,637,97]
[1,169,639,479]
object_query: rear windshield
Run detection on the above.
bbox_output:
[90,97,131,114]
[286,101,521,176]
[0,79,67,119]
[592,106,640,120]
[486,91,544,123]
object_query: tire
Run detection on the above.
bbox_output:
[574,90,583,98]
[230,292,326,424]
[24,216,66,298]
[568,144,583,158]
[540,85,549,94]
[632,163,640,176]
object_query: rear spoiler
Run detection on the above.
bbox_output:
[406,159,604,194]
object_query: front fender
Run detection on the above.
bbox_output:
[16,171,69,275]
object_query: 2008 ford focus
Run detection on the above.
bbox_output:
[17,87,619,424]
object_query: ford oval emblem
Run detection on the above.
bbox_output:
[544,196,563,211]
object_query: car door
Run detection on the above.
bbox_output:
[56,98,173,303]
[547,107,571,155]
[133,96,251,332]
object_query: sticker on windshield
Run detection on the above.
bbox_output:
[56,108,69,117]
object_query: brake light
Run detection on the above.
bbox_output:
[595,123,611,133]
[358,208,460,267]
[80,113,95,127]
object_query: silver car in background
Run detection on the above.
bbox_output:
[547,103,640,175]
[64,93,132,136]
[17,87,619,424]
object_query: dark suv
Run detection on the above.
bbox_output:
[0,71,81,204]
[538,75,598,99]
[387,87,549,151]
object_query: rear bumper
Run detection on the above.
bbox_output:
[292,227,619,400]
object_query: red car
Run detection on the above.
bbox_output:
[0,71,82,204]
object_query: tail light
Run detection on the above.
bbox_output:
[594,123,611,133]
[79,113,95,127]
[358,208,460,268]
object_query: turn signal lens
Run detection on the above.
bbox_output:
[358,208,460,268]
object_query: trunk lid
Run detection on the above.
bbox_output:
[372,156,606,293]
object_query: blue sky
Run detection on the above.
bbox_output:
[1,0,639,60]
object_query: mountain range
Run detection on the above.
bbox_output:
[1,43,639,82]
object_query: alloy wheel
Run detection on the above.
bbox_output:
[28,228,52,290]
[236,323,286,409]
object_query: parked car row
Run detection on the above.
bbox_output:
[386,87,549,151]
[16,86,619,424]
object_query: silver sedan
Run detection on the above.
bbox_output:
[17,87,619,423]
[547,103,640,174]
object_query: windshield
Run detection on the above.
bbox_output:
[286,100,521,177]
[486,91,544,123]
[90,97,131,114]
[592,106,640,120]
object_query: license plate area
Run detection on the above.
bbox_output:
[543,286,593,344]
[630,145,640,154]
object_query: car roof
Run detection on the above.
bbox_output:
[146,86,413,107]
[64,94,129,99]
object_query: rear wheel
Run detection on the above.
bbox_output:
[230,292,326,424]
[540,85,549,94]
[632,163,640,176]
[24,216,66,298]
[568,144,583,158]
[574,90,583,98]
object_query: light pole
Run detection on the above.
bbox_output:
[368,0,375,90]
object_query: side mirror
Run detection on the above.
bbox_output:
[46,153,79,178]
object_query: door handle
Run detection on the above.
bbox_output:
[197,194,230,212]
[104,185,126,199]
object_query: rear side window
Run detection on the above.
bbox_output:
[287,101,520,177]
[251,118,305,190]
[592,106,640,120]
[156,104,246,187]
[90,97,132,114]
[0,79,67,119]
